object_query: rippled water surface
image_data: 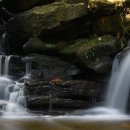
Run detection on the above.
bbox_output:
[0,114,130,130]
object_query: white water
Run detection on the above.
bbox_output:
[4,55,12,76]
[0,55,12,76]
[26,62,32,76]
[0,55,29,115]
[0,55,3,75]
[106,49,130,113]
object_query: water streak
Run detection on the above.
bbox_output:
[25,62,32,77]
[4,55,12,76]
[106,49,130,112]
[0,55,3,75]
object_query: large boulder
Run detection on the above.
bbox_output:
[23,37,68,54]
[4,0,55,13]
[27,53,79,80]
[7,2,88,36]
[7,2,88,54]
[60,35,121,73]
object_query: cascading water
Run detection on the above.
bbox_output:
[105,48,130,113]
[75,46,130,116]
[4,55,12,76]
[0,32,9,55]
[19,57,33,81]
[0,55,3,75]
[0,55,12,76]
[0,55,31,114]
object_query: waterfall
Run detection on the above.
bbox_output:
[0,55,12,76]
[25,61,32,77]
[82,46,130,115]
[17,57,33,83]
[0,55,3,75]
[105,48,130,113]
[0,32,9,55]
[0,55,31,114]
[4,55,12,76]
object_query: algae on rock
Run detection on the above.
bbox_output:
[61,35,121,73]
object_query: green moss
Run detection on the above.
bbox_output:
[24,37,68,53]
[61,35,117,57]
[61,35,121,71]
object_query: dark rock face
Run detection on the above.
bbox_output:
[4,56,25,79]
[27,53,79,80]
[25,80,104,111]
[92,14,123,35]
[4,0,55,13]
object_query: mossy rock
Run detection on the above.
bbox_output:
[61,35,120,56]
[60,35,121,73]
[23,37,68,54]
[7,2,88,53]
[7,2,88,38]
[86,56,112,74]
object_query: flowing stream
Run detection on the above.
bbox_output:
[0,41,129,129]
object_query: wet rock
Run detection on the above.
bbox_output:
[25,80,100,99]
[28,53,79,80]
[26,96,50,109]
[25,80,103,101]
[25,80,103,110]
[0,100,8,112]
[26,97,87,109]
[53,98,87,108]
[8,56,25,79]
[60,35,121,73]
[4,0,55,13]
[23,37,68,54]
[92,14,123,35]
[87,57,112,74]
